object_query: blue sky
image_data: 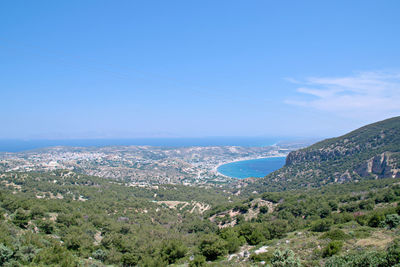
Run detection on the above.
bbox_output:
[1,0,399,139]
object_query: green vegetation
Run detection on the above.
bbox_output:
[2,168,399,265]
[0,117,399,266]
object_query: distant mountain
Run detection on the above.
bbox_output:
[252,116,400,191]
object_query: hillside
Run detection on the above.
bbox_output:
[1,117,400,266]
[0,170,242,266]
[2,170,400,266]
[251,116,400,191]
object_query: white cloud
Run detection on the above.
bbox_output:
[286,71,400,119]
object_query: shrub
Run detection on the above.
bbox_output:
[271,249,301,267]
[121,253,139,266]
[355,214,369,226]
[368,213,385,227]
[387,239,400,265]
[247,228,266,245]
[250,251,273,263]
[92,249,107,261]
[12,208,29,228]
[260,206,269,214]
[0,244,13,265]
[385,214,400,229]
[267,220,289,238]
[325,251,387,267]
[311,219,332,232]
[160,239,187,264]
[38,220,54,234]
[358,200,374,210]
[219,228,244,253]
[198,234,228,261]
[324,255,347,267]
[33,244,78,267]
[322,241,343,258]
[189,255,206,267]
[320,229,350,240]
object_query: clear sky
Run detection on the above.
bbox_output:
[1,0,399,139]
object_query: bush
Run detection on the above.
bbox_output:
[311,219,332,232]
[121,253,139,266]
[385,214,400,229]
[12,208,29,228]
[271,249,301,267]
[92,249,107,261]
[368,213,385,227]
[0,244,13,265]
[189,255,206,267]
[322,241,343,258]
[247,228,266,245]
[324,255,347,267]
[358,200,374,210]
[33,244,78,267]
[160,239,187,264]
[355,214,369,226]
[325,251,387,267]
[198,234,228,261]
[38,220,54,234]
[267,220,289,238]
[219,228,244,253]
[238,224,259,245]
[250,251,273,263]
[260,206,269,214]
[320,229,350,240]
[387,239,400,266]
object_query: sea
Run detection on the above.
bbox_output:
[0,137,282,152]
[217,157,286,179]
[0,137,287,179]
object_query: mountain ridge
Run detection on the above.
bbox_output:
[251,116,400,191]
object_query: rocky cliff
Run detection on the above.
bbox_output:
[251,116,400,191]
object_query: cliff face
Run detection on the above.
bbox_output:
[285,149,400,180]
[253,117,400,191]
[355,152,400,179]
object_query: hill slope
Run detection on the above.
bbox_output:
[253,116,400,191]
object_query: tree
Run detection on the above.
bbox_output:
[160,239,187,264]
[219,228,244,253]
[12,208,30,228]
[310,219,332,232]
[199,234,228,261]
[38,220,54,234]
[121,253,139,266]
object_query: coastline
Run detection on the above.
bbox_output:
[213,154,287,178]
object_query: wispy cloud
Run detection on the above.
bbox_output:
[285,71,400,119]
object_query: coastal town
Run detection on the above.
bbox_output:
[0,143,305,185]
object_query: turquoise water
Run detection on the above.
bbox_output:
[217,157,286,179]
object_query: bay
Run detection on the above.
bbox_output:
[217,157,286,179]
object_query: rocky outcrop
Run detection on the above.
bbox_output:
[355,152,400,179]
[252,117,400,191]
